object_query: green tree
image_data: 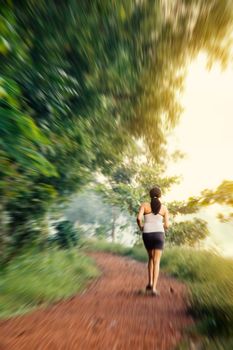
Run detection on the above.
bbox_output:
[167,218,209,247]
[1,0,233,254]
[168,180,233,221]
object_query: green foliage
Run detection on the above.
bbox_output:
[95,225,109,239]
[51,220,79,249]
[161,247,233,346]
[199,337,233,350]
[170,180,233,220]
[200,181,233,222]
[94,149,209,248]
[1,0,233,253]
[0,248,99,318]
[95,144,179,217]
[0,77,57,177]
[167,218,209,247]
[167,199,200,216]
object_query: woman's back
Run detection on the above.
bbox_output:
[143,212,164,233]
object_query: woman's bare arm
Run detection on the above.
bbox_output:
[136,204,145,231]
[163,207,170,230]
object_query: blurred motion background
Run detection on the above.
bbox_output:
[0,0,233,348]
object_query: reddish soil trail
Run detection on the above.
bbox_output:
[0,253,193,350]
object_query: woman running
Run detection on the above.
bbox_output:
[137,186,170,296]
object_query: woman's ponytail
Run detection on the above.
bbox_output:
[149,186,162,215]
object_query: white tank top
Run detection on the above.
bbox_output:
[143,212,164,233]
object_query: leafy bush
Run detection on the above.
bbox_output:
[51,220,79,249]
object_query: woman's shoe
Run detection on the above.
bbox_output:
[152,289,160,297]
[146,284,153,291]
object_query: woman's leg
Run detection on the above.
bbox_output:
[152,249,162,292]
[146,248,154,287]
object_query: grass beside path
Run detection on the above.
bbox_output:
[81,238,148,261]
[0,248,99,319]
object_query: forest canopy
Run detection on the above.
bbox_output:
[0,0,233,254]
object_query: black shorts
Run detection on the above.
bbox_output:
[142,232,165,250]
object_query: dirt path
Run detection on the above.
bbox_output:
[0,252,193,350]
